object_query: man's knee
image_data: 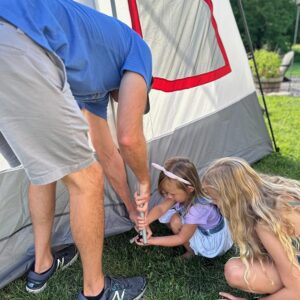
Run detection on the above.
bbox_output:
[63,162,103,193]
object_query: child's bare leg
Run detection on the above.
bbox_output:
[169,214,194,258]
[224,257,283,294]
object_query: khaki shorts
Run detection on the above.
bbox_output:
[0,20,95,184]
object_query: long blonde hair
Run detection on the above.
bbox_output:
[200,157,300,279]
[157,157,201,213]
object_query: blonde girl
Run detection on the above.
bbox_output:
[135,157,233,258]
[200,157,300,300]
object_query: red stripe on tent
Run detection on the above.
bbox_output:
[128,0,143,37]
[128,0,231,92]
[205,0,230,67]
[152,65,231,92]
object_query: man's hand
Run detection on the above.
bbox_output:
[134,182,150,244]
[136,214,149,230]
[128,208,139,225]
[134,184,150,213]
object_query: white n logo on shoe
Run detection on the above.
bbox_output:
[56,257,65,270]
[112,290,125,300]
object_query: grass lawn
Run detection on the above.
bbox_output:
[286,61,300,77]
[287,44,300,77]
[0,95,299,300]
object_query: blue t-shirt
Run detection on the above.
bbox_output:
[0,0,152,105]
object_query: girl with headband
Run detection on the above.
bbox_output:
[135,157,233,258]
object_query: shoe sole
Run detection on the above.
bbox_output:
[25,251,79,294]
[62,251,79,270]
[134,284,147,300]
[26,283,48,294]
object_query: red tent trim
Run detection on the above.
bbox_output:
[128,0,231,92]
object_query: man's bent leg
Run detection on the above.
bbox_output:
[29,183,56,273]
[63,162,105,296]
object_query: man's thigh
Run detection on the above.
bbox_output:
[0,21,95,184]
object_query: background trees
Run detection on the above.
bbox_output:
[230,0,297,53]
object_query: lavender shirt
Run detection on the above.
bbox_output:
[176,198,222,230]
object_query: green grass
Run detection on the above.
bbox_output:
[0,95,300,300]
[286,44,300,77]
[256,96,300,178]
[286,61,300,77]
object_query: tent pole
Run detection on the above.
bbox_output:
[110,0,117,18]
[293,3,300,45]
[237,0,280,152]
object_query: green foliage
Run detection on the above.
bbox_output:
[249,49,281,79]
[286,61,300,77]
[230,0,296,53]
[286,44,300,76]
[292,44,300,63]
[291,44,300,53]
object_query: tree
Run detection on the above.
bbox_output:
[230,0,296,53]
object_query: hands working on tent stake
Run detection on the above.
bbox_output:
[131,189,149,244]
[132,157,233,261]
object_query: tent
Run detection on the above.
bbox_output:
[0,0,273,288]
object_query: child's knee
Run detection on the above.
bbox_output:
[169,213,182,233]
[224,258,245,288]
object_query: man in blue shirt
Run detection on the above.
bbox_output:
[0,0,151,299]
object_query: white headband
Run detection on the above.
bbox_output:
[152,163,191,185]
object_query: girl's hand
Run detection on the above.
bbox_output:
[217,292,247,300]
[135,234,155,246]
[134,225,152,240]
[145,226,153,239]
[134,235,147,246]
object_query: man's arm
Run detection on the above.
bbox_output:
[117,72,151,205]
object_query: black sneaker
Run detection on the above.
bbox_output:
[77,275,146,300]
[26,244,79,294]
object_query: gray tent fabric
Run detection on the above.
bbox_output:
[0,167,70,288]
[0,132,20,168]
[130,92,273,208]
[0,166,132,289]
[147,92,272,171]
